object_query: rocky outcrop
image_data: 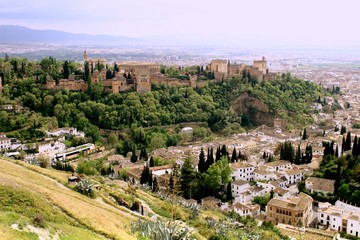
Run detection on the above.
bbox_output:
[231,93,277,126]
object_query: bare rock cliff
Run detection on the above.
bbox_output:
[230,93,277,126]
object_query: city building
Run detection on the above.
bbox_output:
[207,57,276,82]
[0,134,11,151]
[266,192,313,227]
[231,202,260,217]
[305,177,335,195]
[317,201,360,237]
[231,162,255,181]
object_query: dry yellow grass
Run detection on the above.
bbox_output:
[14,160,69,183]
[280,228,334,240]
[0,159,137,240]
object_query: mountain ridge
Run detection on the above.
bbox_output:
[0,25,139,44]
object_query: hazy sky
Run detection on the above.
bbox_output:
[1,0,360,48]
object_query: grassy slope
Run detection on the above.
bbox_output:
[0,158,137,240]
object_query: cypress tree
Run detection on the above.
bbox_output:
[341,126,346,135]
[231,148,237,163]
[148,171,153,187]
[130,151,138,163]
[209,146,215,164]
[334,159,342,195]
[345,132,352,151]
[342,136,346,152]
[152,177,158,192]
[238,149,243,161]
[216,146,221,161]
[140,147,148,160]
[305,144,312,163]
[221,145,228,158]
[63,60,70,79]
[149,156,155,167]
[198,147,206,173]
[302,128,308,140]
[352,135,358,156]
[295,145,301,165]
[226,182,233,202]
[140,164,150,185]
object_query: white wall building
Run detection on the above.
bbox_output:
[232,202,260,217]
[232,179,250,196]
[317,201,360,237]
[0,134,11,151]
[231,162,255,181]
[282,168,304,185]
[254,166,276,181]
[263,160,292,172]
[235,191,253,203]
[47,127,85,138]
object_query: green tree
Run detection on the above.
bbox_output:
[108,132,118,147]
[140,164,151,185]
[139,147,148,161]
[344,131,352,151]
[63,60,70,79]
[226,182,233,202]
[302,128,308,140]
[198,147,206,174]
[340,126,346,135]
[130,151,138,163]
[204,156,231,196]
[231,147,237,163]
[294,144,301,165]
[180,156,196,199]
[149,133,165,151]
[149,156,155,167]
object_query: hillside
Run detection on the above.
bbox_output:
[0,158,293,240]
[0,158,137,240]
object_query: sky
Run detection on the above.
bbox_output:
[1,0,360,49]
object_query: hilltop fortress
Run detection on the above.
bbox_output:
[46,51,276,94]
[208,57,276,82]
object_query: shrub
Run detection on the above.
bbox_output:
[37,155,50,168]
[33,214,45,228]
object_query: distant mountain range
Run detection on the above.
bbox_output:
[0,25,139,45]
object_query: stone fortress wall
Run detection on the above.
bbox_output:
[45,51,276,94]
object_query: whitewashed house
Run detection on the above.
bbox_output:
[317,201,360,237]
[231,162,255,181]
[232,179,250,197]
[0,134,11,151]
[282,168,304,185]
[254,166,276,181]
[232,202,260,217]
[264,160,292,172]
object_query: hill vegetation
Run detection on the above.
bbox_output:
[0,157,293,240]
[1,56,322,135]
